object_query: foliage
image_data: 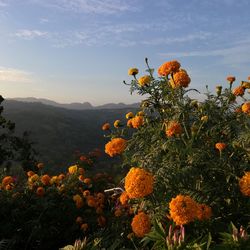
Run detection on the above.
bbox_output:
[0,96,36,172]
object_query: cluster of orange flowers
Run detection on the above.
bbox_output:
[105,137,127,157]
[131,212,151,237]
[125,167,153,199]
[239,172,250,196]
[1,176,14,190]
[127,115,144,129]
[169,195,212,225]
[165,121,182,137]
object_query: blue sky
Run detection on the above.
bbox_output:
[0,0,249,105]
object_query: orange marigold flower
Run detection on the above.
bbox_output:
[87,196,96,207]
[169,195,198,225]
[227,76,236,83]
[5,184,13,191]
[105,138,127,157]
[239,172,250,196]
[248,76,250,81]
[242,102,250,114]
[158,60,181,76]
[128,68,139,76]
[68,165,78,174]
[102,123,110,131]
[138,75,151,87]
[197,204,212,220]
[73,194,84,209]
[215,142,226,151]
[58,173,65,180]
[120,191,130,205]
[166,121,182,137]
[41,174,51,185]
[83,178,91,185]
[114,119,121,128]
[131,116,144,129]
[37,162,44,169]
[30,174,39,183]
[114,208,123,217]
[127,119,133,128]
[81,223,88,232]
[131,212,151,238]
[36,186,45,197]
[27,171,35,177]
[126,112,134,119]
[125,167,153,199]
[170,70,191,88]
[83,190,90,197]
[78,175,85,182]
[2,176,14,187]
[50,176,59,185]
[97,215,106,227]
[232,86,245,96]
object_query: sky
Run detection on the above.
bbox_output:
[0,0,250,105]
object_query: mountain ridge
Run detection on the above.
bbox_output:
[8,97,140,110]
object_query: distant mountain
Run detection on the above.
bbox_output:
[9,97,139,110]
[2,100,138,172]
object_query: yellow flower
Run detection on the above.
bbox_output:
[105,138,127,157]
[170,70,191,88]
[241,81,250,89]
[131,212,151,237]
[138,75,151,87]
[201,115,208,122]
[242,102,250,114]
[114,120,121,128]
[158,60,181,76]
[169,195,198,225]
[125,167,153,199]
[128,68,139,76]
[166,121,182,137]
[239,172,250,196]
[126,112,134,119]
[68,165,78,174]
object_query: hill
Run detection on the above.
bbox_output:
[2,100,137,172]
[8,97,139,110]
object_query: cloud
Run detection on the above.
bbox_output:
[14,29,48,40]
[30,0,138,14]
[0,67,33,83]
[0,0,8,7]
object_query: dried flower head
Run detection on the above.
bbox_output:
[232,86,245,96]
